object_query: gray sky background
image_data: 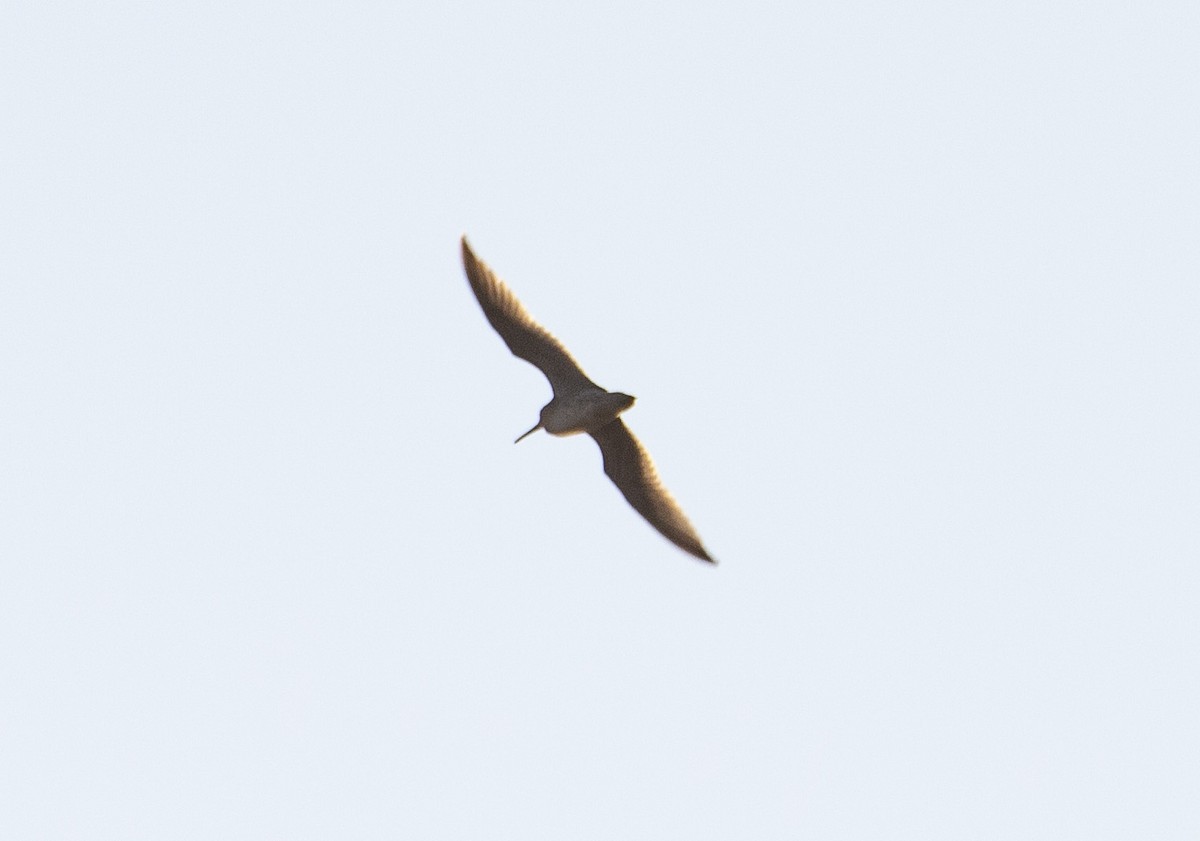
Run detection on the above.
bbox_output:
[3,1,1197,838]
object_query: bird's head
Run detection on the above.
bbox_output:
[514,404,552,444]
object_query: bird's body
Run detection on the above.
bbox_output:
[460,236,714,563]
[537,388,635,437]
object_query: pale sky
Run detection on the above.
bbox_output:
[2,1,1198,838]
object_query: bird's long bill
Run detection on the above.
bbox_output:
[514,421,542,444]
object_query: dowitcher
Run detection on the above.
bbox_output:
[460,236,715,564]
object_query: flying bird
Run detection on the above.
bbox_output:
[460,236,715,563]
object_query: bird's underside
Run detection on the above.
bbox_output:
[460,236,714,563]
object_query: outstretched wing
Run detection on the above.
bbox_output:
[461,237,598,396]
[590,419,714,563]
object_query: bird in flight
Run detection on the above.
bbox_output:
[460,236,715,563]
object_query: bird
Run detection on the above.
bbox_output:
[459,236,715,563]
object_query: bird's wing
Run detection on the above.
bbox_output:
[589,419,714,563]
[461,237,598,396]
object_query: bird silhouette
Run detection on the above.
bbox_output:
[460,236,715,563]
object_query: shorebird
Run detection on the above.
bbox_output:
[460,236,715,563]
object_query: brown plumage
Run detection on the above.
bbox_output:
[460,236,714,563]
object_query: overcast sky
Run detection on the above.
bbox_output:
[2,1,1198,838]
